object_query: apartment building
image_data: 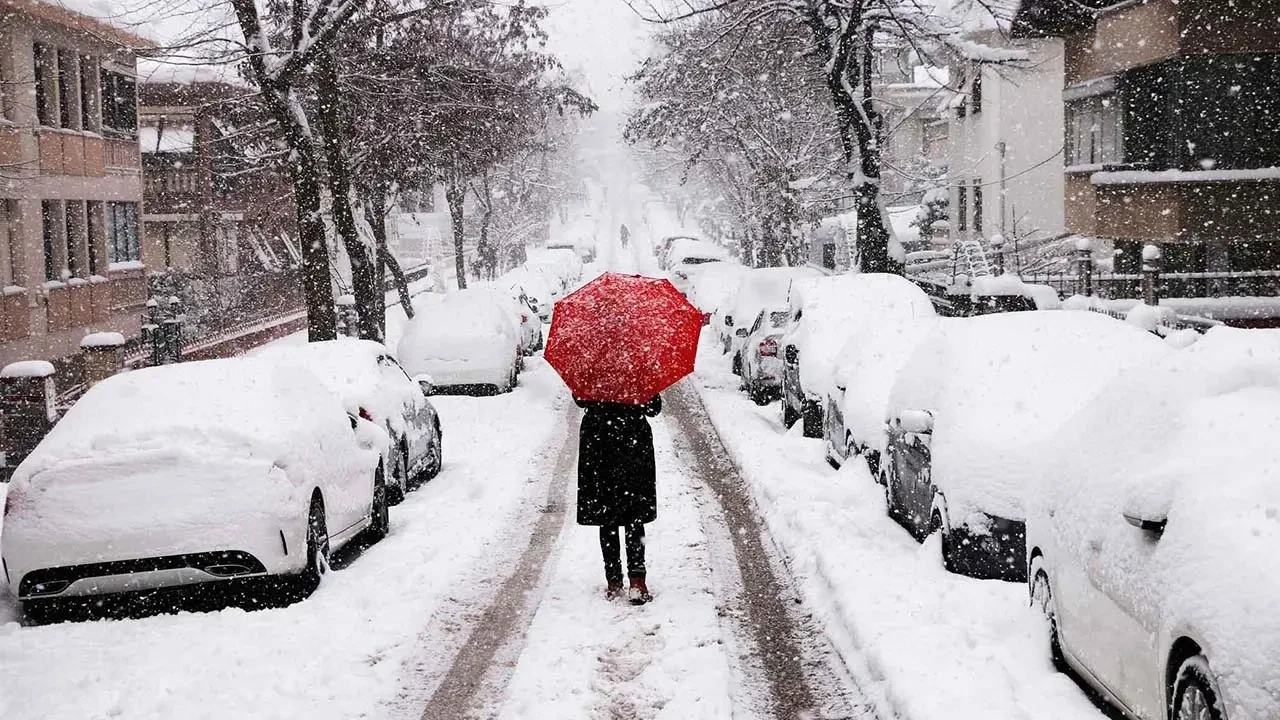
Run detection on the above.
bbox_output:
[1015,0,1280,281]
[0,0,152,370]
[946,30,1066,252]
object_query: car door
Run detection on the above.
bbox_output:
[1080,511,1165,717]
[377,355,429,468]
[824,393,847,461]
[743,311,765,379]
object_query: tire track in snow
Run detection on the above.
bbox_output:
[664,382,871,720]
[385,398,580,719]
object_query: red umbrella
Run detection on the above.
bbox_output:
[545,272,703,405]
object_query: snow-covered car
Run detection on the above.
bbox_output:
[882,311,1168,581]
[398,289,523,394]
[1025,327,1280,720]
[821,277,938,467]
[547,239,594,263]
[477,283,542,355]
[780,274,935,439]
[724,266,826,366]
[501,267,557,323]
[666,238,731,295]
[527,248,583,291]
[257,338,443,504]
[686,263,749,330]
[1,358,390,620]
[736,305,790,405]
[656,235,699,269]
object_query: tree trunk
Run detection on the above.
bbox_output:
[446,175,467,290]
[472,174,496,281]
[364,195,412,323]
[317,47,382,341]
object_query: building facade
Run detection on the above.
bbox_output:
[947,31,1066,252]
[1015,0,1280,283]
[0,0,151,371]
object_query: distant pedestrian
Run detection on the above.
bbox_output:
[619,224,630,248]
[575,394,661,604]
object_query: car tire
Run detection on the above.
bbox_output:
[388,440,408,505]
[22,598,68,625]
[749,382,770,406]
[287,496,330,601]
[931,509,959,574]
[1030,562,1068,672]
[421,424,443,482]
[732,354,742,376]
[1172,656,1225,720]
[801,402,823,439]
[782,399,800,429]
[367,466,390,543]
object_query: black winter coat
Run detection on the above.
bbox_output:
[575,395,662,526]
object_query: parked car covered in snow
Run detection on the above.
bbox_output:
[500,267,557,323]
[882,311,1167,581]
[1025,327,1280,720]
[1,358,390,621]
[723,266,826,364]
[666,238,731,296]
[527,247,583,291]
[781,274,935,439]
[736,305,790,405]
[476,284,542,356]
[257,338,443,504]
[656,234,699,269]
[816,276,937,463]
[398,289,523,394]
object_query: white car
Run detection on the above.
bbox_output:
[398,289,523,394]
[526,249,582,291]
[780,274,934,439]
[666,238,731,295]
[687,263,749,327]
[257,338,443,504]
[735,305,790,405]
[882,311,1168,581]
[500,267,557,322]
[819,276,938,466]
[1026,327,1280,720]
[472,284,541,357]
[1,358,388,621]
[724,266,826,367]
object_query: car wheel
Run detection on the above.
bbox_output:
[287,496,330,601]
[782,398,800,428]
[388,440,408,505]
[732,354,742,376]
[749,382,770,406]
[22,598,68,625]
[931,509,959,573]
[1030,563,1068,672]
[801,402,823,439]
[367,466,390,543]
[1172,656,1225,720]
[421,425,443,482]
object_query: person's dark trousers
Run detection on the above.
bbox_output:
[599,524,646,585]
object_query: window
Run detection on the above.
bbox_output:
[973,180,983,234]
[34,43,55,127]
[215,221,240,274]
[100,70,137,137]
[971,71,983,115]
[106,202,139,264]
[86,201,102,275]
[64,200,82,276]
[42,200,60,280]
[57,50,77,129]
[80,56,99,131]
[0,200,15,286]
[957,184,968,232]
[1066,95,1122,166]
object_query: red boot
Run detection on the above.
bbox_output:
[605,581,624,601]
[628,576,653,605]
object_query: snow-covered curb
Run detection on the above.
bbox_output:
[691,347,1107,720]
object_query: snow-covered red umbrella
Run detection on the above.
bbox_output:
[545,272,703,405]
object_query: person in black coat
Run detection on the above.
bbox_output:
[575,393,661,604]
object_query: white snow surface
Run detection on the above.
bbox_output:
[0,361,55,378]
[79,331,126,348]
[0,362,574,720]
[886,311,1168,525]
[727,266,826,330]
[1021,327,1280,719]
[693,344,1108,720]
[397,289,521,382]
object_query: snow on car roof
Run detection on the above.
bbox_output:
[1023,327,1280,714]
[888,310,1169,521]
[730,266,826,322]
[667,238,730,263]
[398,290,517,374]
[13,357,352,483]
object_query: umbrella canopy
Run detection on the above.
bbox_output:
[545,272,703,404]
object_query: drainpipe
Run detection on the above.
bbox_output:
[996,141,1007,239]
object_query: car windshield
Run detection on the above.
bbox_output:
[681,257,721,265]
[768,311,789,328]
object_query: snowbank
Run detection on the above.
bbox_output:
[1022,327,1280,719]
[79,331,126,348]
[887,311,1168,524]
[0,361,55,379]
[693,349,1107,720]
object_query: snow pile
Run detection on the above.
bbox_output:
[256,338,420,435]
[686,263,749,314]
[971,273,1059,308]
[786,274,934,405]
[727,266,826,329]
[79,331,126,348]
[0,361,55,379]
[1125,301,1176,333]
[831,279,938,455]
[887,311,1168,525]
[1024,327,1280,718]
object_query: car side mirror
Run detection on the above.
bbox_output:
[735,328,749,338]
[414,374,437,397]
[724,316,734,328]
[1123,512,1167,535]
[894,409,934,435]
